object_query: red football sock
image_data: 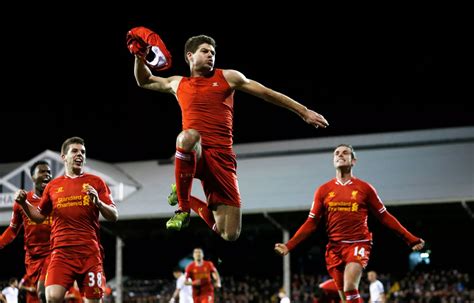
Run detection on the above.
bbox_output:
[189,196,217,233]
[174,147,196,213]
[344,289,362,303]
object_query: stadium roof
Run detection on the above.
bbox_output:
[1,126,473,225]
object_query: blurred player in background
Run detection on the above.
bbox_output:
[185,248,221,303]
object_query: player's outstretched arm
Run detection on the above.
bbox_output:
[224,69,329,129]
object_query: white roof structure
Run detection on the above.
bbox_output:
[0,150,140,224]
[1,126,473,225]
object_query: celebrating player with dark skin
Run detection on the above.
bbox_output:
[0,161,52,303]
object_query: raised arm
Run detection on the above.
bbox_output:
[223,69,329,129]
[134,55,182,94]
[15,190,46,224]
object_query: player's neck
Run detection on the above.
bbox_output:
[190,67,213,78]
[195,260,203,266]
[34,188,43,197]
[336,168,353,183]
[66,167,84,178]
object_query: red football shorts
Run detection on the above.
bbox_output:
[325,241,372,290]
[25,253,50,287]
[193,293,214,303]
[39,254,51,282]
[46,253,105,299]
[319,278,340,296]
[195,148,241,208]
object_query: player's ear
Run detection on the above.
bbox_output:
[351,158,357,166]
[186,51,193,63]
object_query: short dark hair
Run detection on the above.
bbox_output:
[30,160,49,177]
[61,137,85,155]
[184,35,216,64]
[173,266,182,273]
[335,144,357,160]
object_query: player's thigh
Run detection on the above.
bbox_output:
[45,284,67,302]
[213,204,241,230]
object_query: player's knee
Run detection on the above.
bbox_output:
[177,129,201,151]
[221,229,240,241]
[46,294,63,303]
[343,283,358,292]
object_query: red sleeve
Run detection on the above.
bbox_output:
[98,178,115,206]
[0,203,24,248]
[38,184,53,216]
[366,183,421,247]
[286,188,323,251]
[10,203,24,230]
[365,183,387,215]
[0,226,20,249]
[208,261,217,273]
[376,211,420,247]
[286,218,318,251]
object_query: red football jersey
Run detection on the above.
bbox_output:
[9,191,51,257]
[177,69,234,149]
[286,177,420,251]
[38,173,115,258]
[311,177,386,242]
[185,261,217,295]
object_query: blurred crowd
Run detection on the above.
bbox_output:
[2,268,472,302]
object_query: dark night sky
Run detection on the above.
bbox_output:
[1,7,471,164]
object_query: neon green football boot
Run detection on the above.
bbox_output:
[166,210,190,231]
[167,183,178,206]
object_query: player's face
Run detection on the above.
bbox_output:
[193,248,204,261]
[333,146,354,168]
[191,44,215,71]
[33,164,52,191]
[63,143,86,173]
